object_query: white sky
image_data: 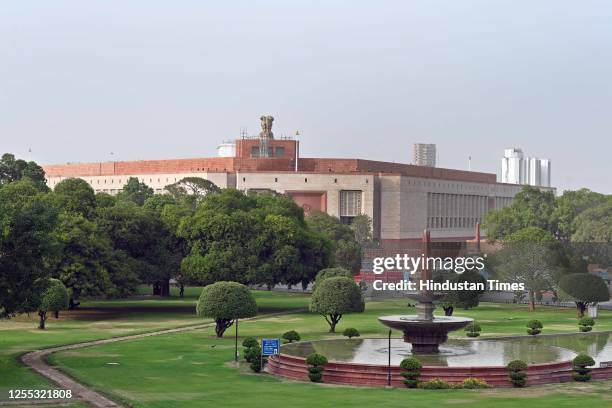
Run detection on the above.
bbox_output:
[1,1,611,193]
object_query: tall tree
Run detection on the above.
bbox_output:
[484,186,556,241]
[307,211,362,274]
[53,213,114,308]
[179,189,331,288]
[0,153,47,191]
[0,180,59,318]
[53,178,97,218]
[489,227,564,311]
[165,177,220,209]
[552,189,607,242]
[117,177,154,206]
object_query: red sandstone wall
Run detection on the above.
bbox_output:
[43,148,498,185]
[267,354,578,388]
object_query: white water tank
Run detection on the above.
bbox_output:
[217,142,236,157]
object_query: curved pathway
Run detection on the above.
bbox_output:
[18,311,299,408]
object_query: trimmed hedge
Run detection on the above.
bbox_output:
[400,357,422,388]
[507,360,528,387]
[526,320,543,336]
[572,354,596,382]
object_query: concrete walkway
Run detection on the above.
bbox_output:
[18,311,298,408]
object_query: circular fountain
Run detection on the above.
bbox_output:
[378,314,473,353]
[378,230,472,353]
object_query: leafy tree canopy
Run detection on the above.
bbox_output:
[310,276,364,332]
[117,177,154,206]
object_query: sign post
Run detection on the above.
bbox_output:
[261,338,280,371]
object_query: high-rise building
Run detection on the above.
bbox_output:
[414,143,436,167]
[501,148,551,187]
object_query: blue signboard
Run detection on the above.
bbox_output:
[261,338,280,356]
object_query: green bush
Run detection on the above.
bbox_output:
[572,354,595,382]
[242,337,259,349]
[343,328,360,339]
[400,357,422,388]
[579,317,595,327]
[464,322,482,338]
[526,320,543,336]
[507,360,528,387]
[306,353,328,367]
[306,353,328,382]
[578,317,595,333]
[244,344,261,364]
[419,378,450,389]
[461,378,490,389]
[249,357,263,373]
[282,330,301,343]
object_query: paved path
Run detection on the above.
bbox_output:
[18,311,299,408]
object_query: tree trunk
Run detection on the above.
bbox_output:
[54,310,59,319]
[153,282,161,296]
[160,279,170,297]
[38,311,46,330]
[327,313,342,333]
[576,302,587,318]
[68,298,80,310]
[529,290,535,311]
[215,318,234,337]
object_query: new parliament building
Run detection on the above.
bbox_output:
[43,117,527,250]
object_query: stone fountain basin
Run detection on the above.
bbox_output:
[378,315,473,332]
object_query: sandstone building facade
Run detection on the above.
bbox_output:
[44,136,528,246]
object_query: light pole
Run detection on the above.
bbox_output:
[234,319,239,362]
[387,329,392,386]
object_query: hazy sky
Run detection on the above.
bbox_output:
[1,1,611,193]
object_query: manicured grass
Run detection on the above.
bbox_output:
[4,289,612,406]
[0,289,306,401]
[49,308,612,408]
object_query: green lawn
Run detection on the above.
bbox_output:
[3,289,612,407]
[0,288,307,401]
[49,304,612,408]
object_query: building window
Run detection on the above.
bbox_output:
[274,178,278,182]
[251,147,260,158]
[339,190,362,224]
[305,178,308,183]
[275,147,285,157]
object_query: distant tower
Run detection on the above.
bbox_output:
[413,143,436,167]
[501,148,551,187]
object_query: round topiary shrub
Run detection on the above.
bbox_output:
[464,322,482,338]
[242,337,259,349]
[419,378,450,389]
[578,317,595,333]
[343,328,360,339]
[306,353,328,382]
[507,360,528,387]
[400,357,422,388]
[197,281,257,337]
[526,320,543,336]
[572,354,596,382]
[282,330,301,343]
[461,378,490,389]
